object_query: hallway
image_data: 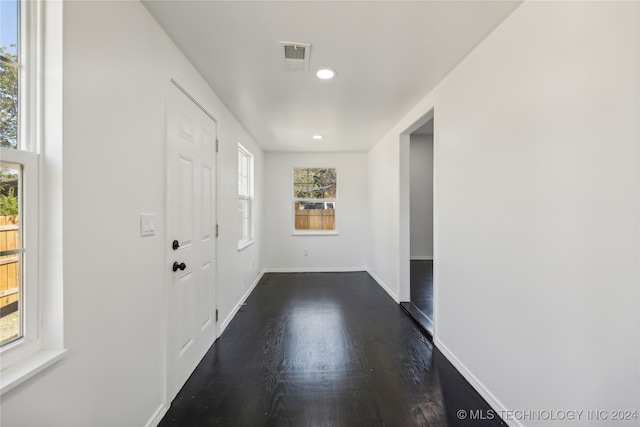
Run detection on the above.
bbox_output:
[159,272,505,426]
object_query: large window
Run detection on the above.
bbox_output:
[238,143,254,249]
[293,167,337,232]
[0,0,36,349]
[0,0,64,395]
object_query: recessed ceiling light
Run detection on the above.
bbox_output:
[312,134,324,140]
[316,68,336,80]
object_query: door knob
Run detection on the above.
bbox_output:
[172,262,186,272]
[172,240,180,250]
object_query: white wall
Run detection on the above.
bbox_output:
[368,137,401,299]
[410,134,434,259]
[0,1,263,426]
[264,152,368,271]
[369,1,639,425]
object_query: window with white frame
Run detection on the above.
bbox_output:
[238,143,253,248]
[0,0,39,349]
[0,0,65,393]
[293,167,337,232]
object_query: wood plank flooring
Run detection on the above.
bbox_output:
[402,260,434,336]
[410,260,433,320]
[159,272,505,427]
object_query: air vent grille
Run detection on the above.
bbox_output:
[284,45,305,60]
[280,41,311,72]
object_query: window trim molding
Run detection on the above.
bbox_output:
[237,238,255,251]
[291,230,339,236]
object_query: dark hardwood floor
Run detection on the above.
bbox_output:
[159,272,504,427]
[410,260,433,320]
[401,260,434,336]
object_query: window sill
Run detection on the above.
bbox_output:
[291,231,339,236]
[238,240,255,251]
[0,348,68,395]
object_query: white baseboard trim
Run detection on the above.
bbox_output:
[435,338,521,427]
[366,269,399,303]
[263,267,367,273]
[410,256,433,261]
[145,403,169,427]
[219,271,265,336]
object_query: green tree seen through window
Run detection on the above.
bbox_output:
[0,45,19,149]
[1,41,19,215]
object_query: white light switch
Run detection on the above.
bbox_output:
[140,214,156,237]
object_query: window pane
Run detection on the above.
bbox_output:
[293,184,307,198]
[292,168,336,199]
[238,150,250,196]
[0,0,19,59]
[238,198,248,240]
[0,164,22,346]
[238,200,244,237]
[293,168,311,185]
[240,176,249,197]
[242,218,249,240]
[0,0,19,150]
[0,60,19,150]
[238,156,245,181]
[294,201,335,231]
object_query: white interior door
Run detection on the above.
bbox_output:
[167,80,217,400]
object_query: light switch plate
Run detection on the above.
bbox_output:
[140,214,156,237]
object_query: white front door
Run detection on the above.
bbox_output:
[167,80,217,399]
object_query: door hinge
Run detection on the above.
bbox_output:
[215,309,219,322]
[216,139,219,153]
[216,224,219,237]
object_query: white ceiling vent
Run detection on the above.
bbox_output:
[280,41,311,72]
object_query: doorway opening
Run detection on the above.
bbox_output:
[400,114,434,337]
